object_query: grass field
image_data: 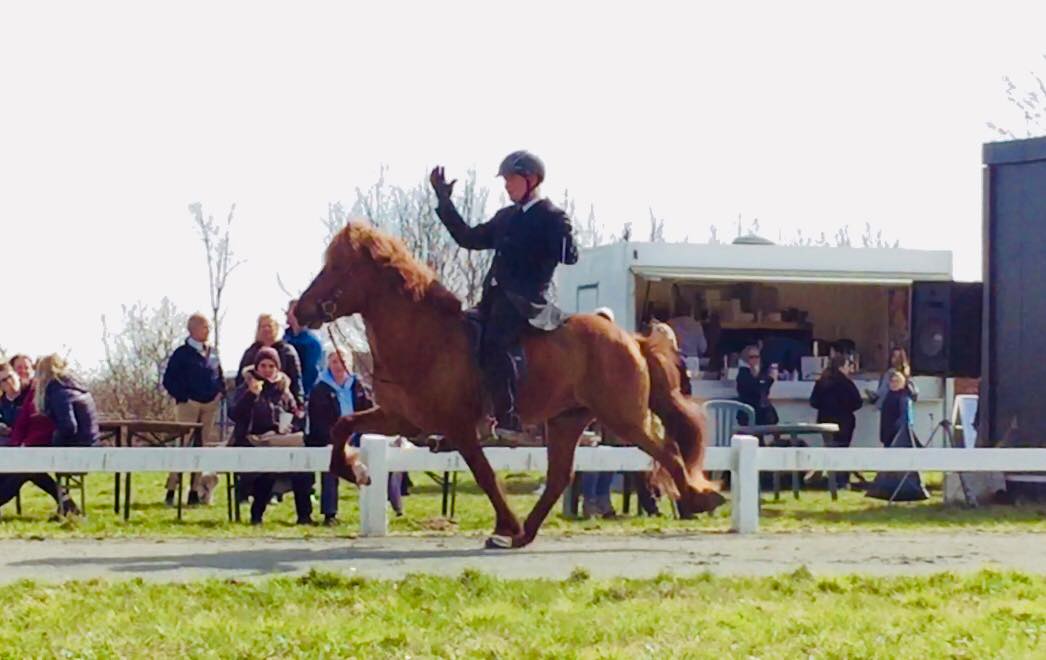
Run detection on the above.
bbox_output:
[1,471,1045,539]
[1,569,1042,658]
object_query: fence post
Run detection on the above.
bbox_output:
[730,434,759,534]
[359,434,389,537]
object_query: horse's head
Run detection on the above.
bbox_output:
[296,224,377,328]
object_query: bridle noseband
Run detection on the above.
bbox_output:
[320,288,343,323]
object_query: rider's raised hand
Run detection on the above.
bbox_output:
[429,166,457,200]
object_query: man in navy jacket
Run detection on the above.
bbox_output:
[162,313,225,506]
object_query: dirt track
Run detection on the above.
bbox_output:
[0,531,1042,583]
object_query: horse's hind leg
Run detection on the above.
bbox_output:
[509,409,592,549]
[453,436,523,542]
[597,410,694,513]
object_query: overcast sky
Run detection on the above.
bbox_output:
[2,1,1044,369]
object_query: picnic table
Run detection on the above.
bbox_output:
[736,422,841,500]
[98,420,203,521]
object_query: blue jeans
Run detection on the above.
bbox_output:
[320,472,340,517]
[581,472,614,499]
[320,471,405,517]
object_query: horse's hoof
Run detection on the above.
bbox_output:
[427,436,454,453]
[484,535,514,550]
[353,469,372,488]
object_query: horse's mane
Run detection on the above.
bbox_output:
[326,222,464,315]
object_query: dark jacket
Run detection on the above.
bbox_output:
[809,373,864,447]
[44,377,100,447]
[879,388,914,447]
[236,341,304,407]
[162,341,225,404]
[284,328,325,397]
[229,368,300,447]
[737,366,778,425]
[306,377,373,448]
[0,386,29,429]
[9,385,56,447]
[435,198,579,330]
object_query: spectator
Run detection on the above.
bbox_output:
[667,303,707,359]
[161,313,226,508]
[737,344,779,425]
[878,371,911,445]
[9,354,34,387]
[8,359,57,450]
[0,362,75,515]
[230,347,313,525]
[237,313,305,408]
[871,347,918,409]
[1,354,36,439]
[867,370,928,501]
[307,350,374,525]
[284,300,325,398]
[647,321,692,397]
[35,354,100,447]
[0,362,29,441]
[809,354,864,488]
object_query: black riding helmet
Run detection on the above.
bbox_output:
[497,150,545,184]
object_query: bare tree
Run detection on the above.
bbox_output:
[834,226,852,247]
[348,165,393,230]
[189,202,242,354]
[446,170,494,307]
[322,201,349,244]
[395,178,459,289]
[92,299,187,419]
[988,54,1046,139]
[575,203,604,249]
[648,208,666,242]
[783,222,897,248]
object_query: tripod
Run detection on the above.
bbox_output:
[887,414,954,504]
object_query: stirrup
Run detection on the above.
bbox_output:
[493,427,531,444]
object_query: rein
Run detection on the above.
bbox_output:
[319,287,350,368]
[326,320,353,373]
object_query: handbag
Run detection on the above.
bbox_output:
[247,431,305,447]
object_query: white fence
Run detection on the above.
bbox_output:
[3,436,1046,536]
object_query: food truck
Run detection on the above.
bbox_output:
[556,237,954,447]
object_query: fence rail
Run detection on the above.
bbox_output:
[3,436,1045,537]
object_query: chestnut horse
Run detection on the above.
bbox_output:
[296,222,724,548]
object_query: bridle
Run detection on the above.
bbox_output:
[319,287,343,323]
[317,287,356,375]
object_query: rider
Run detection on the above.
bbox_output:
[430,151,579,441]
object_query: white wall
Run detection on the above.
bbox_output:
[555,243,634,329]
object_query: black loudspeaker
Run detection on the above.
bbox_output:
[910,281,982,378]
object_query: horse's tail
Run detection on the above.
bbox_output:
[635,336,719,499]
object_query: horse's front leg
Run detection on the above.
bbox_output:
[329,407,420,485]
[452,435,523,541]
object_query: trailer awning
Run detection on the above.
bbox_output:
[630,265,944,285]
